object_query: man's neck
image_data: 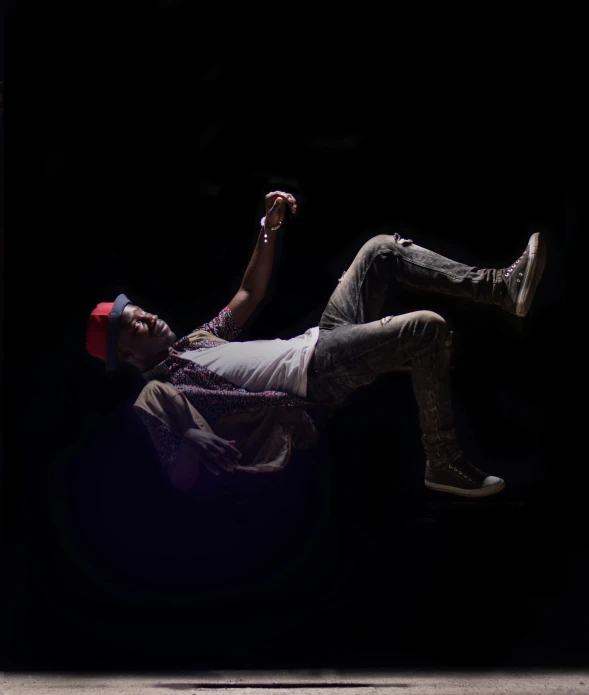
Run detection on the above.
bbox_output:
[139,347,175,374]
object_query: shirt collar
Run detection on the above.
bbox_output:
[141,334,192,380]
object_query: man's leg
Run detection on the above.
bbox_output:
[307,232,508,497]
[317,231,545,330]
[307,310,504,497]
[308,309,457,456]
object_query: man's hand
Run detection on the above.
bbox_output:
[265,190,297,229]
[183,428,243,476]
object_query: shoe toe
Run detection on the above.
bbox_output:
[482,475,504,488]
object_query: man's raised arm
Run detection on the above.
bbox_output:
[228,191,297,329]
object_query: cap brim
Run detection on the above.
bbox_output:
[106,294,132,371]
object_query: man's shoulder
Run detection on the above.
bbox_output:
[135,380,178,408]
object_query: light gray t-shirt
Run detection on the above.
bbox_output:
[178,326,320,398]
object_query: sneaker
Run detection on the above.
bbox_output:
[502,232,547,317]
[425,454,506,498]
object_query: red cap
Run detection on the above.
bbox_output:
[86,294,132,370]
[86,301,115,363]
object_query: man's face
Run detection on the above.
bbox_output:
[117,304,177,361]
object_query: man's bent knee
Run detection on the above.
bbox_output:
[362,234,394,256]
[362,233,413,257]
[414,310,448,343]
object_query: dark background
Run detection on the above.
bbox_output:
[8,11,585,673]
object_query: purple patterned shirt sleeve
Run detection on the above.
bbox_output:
[137,411,201,492]
[193,306,242,342]
[137,410,181,469]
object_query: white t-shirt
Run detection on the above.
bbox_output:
[179,326,320,398]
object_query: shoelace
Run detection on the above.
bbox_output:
[505,251,527,278]
[446,453,476,483]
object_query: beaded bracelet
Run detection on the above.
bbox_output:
[260,216,282,243]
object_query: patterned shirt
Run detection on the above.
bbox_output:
[138,306,318,476]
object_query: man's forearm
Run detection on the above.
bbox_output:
[239,222,278,298]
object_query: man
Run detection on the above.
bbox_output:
[86,190,546,498]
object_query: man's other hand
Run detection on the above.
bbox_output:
[184,429,243,476]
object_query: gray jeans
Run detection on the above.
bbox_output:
[306,233,506,467]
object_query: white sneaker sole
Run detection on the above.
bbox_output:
[424,478,506,498]
[516,232,547,317]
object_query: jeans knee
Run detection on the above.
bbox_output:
[415,310,448,343]
[362,234,394,256]
[362,233,414,261]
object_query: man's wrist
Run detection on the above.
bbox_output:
[260,216,282,232]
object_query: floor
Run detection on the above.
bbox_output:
[5,670,589,694]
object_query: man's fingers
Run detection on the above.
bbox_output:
[226,441,242,460]
[202,459,220,476]
[212,451,235,472]
[266,190,293,201]
[200,440,242,476]
[203,447,230,473]
[266,191,297,214]
[204,455,236,475]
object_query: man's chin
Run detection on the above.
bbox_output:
[165,330,178,345]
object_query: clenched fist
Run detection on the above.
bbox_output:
[265,190,297,229]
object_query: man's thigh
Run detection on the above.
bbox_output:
[307,311,432,406]
[318,232,416,330]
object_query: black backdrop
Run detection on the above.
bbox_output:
[8,12,584,673]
